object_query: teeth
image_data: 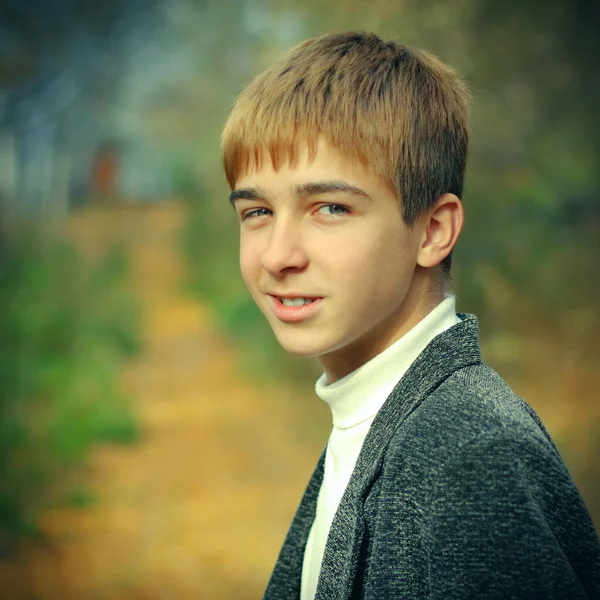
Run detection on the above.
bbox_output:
[281,297,314,306]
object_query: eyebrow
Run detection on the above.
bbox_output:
[229,180,371,205]
[229,186,268,204]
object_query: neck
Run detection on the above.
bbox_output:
[318,268,445,383]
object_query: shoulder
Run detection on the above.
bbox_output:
[372,363,600,596]
[378,360,580,509]
[380,361,590,523]
[390,361,560,464]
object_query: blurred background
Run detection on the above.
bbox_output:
[0,0,598,598]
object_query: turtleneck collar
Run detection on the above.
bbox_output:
[315,296,461,429]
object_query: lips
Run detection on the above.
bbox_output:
[268,294,323,323]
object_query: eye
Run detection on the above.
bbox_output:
[241,208,271,221]
[316,204,350,216]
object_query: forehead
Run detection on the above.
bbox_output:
[234,138,384,194]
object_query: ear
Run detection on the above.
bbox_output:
[416,193,464,268]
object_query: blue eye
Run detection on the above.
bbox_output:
[317,204,349,216]
[242,208,271,220]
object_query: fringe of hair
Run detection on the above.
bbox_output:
[221,31,470,231]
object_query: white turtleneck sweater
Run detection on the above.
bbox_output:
[300,296,461,600]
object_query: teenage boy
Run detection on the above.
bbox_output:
[221,32,600,600]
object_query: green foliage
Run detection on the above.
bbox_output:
[64,488,96,509]
[0,229,141,543]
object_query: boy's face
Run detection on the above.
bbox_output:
[232,139,428,379]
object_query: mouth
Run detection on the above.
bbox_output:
[273,296,319,307]
[267,294,323,322]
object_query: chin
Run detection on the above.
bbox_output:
[274,331,335,358]
[278,341,324,358]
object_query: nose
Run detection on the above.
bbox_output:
[260,218,309,276]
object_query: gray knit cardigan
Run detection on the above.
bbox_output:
[264,314,600,599]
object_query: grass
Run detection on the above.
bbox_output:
[0,224,142,546]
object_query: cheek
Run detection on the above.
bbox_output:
[239,237,261,285]
[350,232,414,297]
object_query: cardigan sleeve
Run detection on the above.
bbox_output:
[426,433,600,600]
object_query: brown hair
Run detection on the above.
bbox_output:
[221,32,470,271]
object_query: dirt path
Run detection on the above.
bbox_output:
[0,202,328,599]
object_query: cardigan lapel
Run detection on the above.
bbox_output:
[264,448,326,599]
[314,314,483,600]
